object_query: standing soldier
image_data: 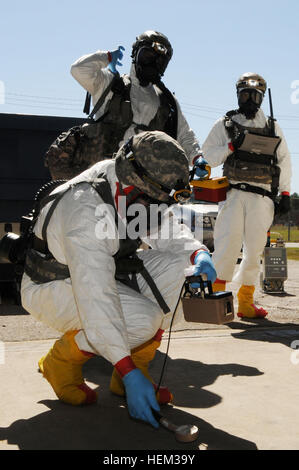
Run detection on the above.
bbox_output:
[202,73,292,318]
[46,31,202,180]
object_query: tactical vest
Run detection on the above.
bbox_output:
[24,175,170,314]
[94,74,178,160]
[223,110,281,189]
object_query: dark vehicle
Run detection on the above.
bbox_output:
[0,113,85,304]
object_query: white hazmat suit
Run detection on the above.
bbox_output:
[21,159,205,372]
[70,50,201,164]
[202,108,291,318]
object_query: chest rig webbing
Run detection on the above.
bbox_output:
[223,110,281,198]
[93,74,178,160]
[24,176,170,314]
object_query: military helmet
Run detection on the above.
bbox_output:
[236,72,267,94]
[115,131,191,204]
[131,30,173,62]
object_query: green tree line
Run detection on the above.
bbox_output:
[274,193,299,226]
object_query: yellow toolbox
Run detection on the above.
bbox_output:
[191,176,229,202]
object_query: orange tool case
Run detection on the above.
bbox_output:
[191,177,229,203]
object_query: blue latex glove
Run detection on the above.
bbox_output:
[123,368,160,428]
[191,251,217,288]
[108,45,125,74]
[193,156,209,180]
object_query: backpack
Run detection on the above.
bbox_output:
[44,73,125,180]
[45,74,178,181]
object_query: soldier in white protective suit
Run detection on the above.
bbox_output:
[21,131,216,429]
[45,30,201,180]
[202,73,292,318]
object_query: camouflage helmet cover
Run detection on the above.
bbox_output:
[236,72,267,93]
[115,131,189,203]
[131,30,173,61]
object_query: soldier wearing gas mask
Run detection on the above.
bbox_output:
[202,73,292,319]
[21,131,216,429]
[52,30,201,180]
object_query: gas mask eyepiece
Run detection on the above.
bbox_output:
[135,42,170,85]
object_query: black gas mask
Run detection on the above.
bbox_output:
[238,88,264,119]
[134,43,170,86]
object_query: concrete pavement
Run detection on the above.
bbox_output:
[1,325,299,450]
[1,260,299,450]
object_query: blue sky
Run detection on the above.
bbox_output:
[1,0,298,192]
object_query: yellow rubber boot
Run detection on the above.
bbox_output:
[237,285,268,319]
[110,329,173,404]
[212,278,226,292]
[38,330,97,406]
